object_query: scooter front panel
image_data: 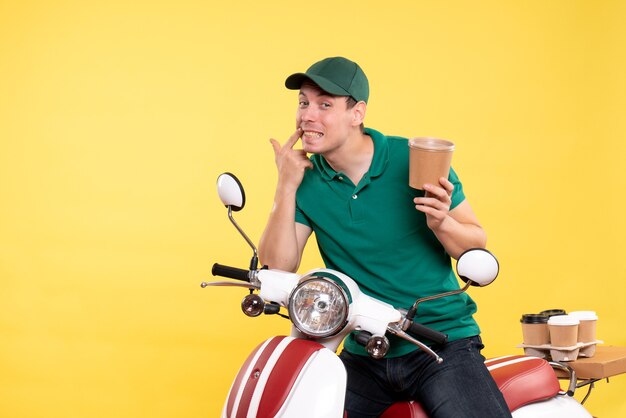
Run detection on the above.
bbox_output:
[223,336,346,418]
[256,338,329,416]
[225,336,289,418]
[273,346,346,417]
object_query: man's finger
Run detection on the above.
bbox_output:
[269,138,281,155]
[438,177,455,195]
[284,128,303,149]
[424,183,448,200]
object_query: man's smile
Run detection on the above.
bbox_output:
[302,130,324,139]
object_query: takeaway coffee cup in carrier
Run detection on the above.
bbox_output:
[548,315,581,361]
[569,311,598,343]
[520,314,550,346]
[408,138,454,190]
[548,315,580,347]
[569,311,598,357]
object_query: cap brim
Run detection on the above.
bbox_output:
[285,73,352,98]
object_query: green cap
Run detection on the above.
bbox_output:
[285,57,369,103]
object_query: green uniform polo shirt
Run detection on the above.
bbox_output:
[295,128,480,357]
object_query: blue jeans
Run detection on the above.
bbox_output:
[339,336,512,418]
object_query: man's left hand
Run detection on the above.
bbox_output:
[413,177,454,231]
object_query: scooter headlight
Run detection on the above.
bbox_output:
[288,277,349,338]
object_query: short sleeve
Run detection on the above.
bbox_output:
[448,167,466,209]
[295,203,311,227]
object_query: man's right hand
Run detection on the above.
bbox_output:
[270,128,313,194]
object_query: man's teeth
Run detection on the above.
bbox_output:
[303,131,323,138]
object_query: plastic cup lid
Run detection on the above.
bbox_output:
[520,314,548,324]
[548,315,580,326]
[539,309,567,317]
[409,137,455,152]
[568,311,598,320]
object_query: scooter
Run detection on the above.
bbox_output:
[203,172,593,418]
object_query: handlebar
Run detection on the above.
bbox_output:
[211,263,251,282]
[405,322,448,345]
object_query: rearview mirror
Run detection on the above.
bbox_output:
[217,172,245,211]
[215,172,258,270]
[456,249,499,287]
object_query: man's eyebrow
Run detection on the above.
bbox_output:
[298,90,335,99]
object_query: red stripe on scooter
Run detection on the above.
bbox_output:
[257,339,325,417]
[226,340,265,418]
[233,336,286,418]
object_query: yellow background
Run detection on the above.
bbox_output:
[1,0,625,417]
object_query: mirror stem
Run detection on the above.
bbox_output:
[227,206,259,270]
[406,281,473,321]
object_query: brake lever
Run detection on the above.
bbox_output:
[200,281,261,290]
[387,323,443,364]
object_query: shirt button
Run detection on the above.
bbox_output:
[338,176,344,181]
[352,194,358,199]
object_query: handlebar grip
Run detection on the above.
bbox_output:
[406,322,448,345]
[211,263,250,282]
[354,331,372,346]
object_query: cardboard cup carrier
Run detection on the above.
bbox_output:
[518,310,600,361]
[409,138,454,190]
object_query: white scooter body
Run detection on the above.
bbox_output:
[512,397,592,418]
[260,268,402,353]
[221,336,345,418]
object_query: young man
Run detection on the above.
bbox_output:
[258,56,511,418]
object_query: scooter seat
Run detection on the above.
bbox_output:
[381,355,561,417]
[485,355,561,411]
[380,401,429,418]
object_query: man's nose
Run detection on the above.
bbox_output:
[299,106,317,122]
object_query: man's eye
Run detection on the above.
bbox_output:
[299,101,309,107]
[321,102,331,109]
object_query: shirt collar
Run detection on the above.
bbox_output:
[315,127,389,181]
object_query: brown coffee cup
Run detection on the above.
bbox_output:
[548,315,580,348]
[569,311,598,343]
[408,138,454,190]
[520,314,550,346]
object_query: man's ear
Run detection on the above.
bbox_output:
[351,101,367,127]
